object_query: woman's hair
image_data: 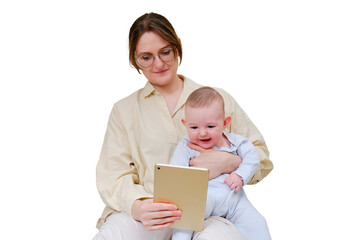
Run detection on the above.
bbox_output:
[185,87,225,114]
[129,12,182,73]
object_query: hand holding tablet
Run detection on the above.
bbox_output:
[153,163,209,231]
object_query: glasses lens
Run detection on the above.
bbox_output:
[159,48,174,62]
[137,54,154,68]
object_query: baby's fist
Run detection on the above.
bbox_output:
[224,172,243,192]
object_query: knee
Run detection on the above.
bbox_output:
[241,208,268,228]
[254,212,268,228]
[193,216,246,240]
[92,212,132,240]
[92,225,114,240]
[92,231,106,240]
[107,212,130,224]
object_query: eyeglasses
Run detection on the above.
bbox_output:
[136,47,175,68]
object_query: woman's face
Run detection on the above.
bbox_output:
[135,31,179,89]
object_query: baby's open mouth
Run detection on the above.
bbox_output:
[200,138,211,143]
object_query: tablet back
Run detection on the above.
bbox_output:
[153,163,209,232]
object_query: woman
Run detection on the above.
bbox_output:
[93,12,273,240]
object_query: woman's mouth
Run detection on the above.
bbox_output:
[155,69,168,74]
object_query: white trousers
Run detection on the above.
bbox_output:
[92,212,247,240]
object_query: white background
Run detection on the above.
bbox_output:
[1,0,359,239]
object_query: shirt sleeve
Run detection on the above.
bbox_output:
[233,137,261,185]
[170,138,192,167]
[220,89,274,184]
[96,104,152,216]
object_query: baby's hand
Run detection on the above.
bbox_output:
[224,172,243,192]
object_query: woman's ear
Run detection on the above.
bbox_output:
[223,116,232,129]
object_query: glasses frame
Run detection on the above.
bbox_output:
[135,46,175,68]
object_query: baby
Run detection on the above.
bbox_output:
[170,87,271,240]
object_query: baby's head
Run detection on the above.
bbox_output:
[182,87,231,149]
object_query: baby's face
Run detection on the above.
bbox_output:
[183,101,226,149]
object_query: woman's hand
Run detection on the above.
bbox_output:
[131,199,181,231]
[187,142,242,179]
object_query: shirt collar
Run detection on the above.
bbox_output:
[142,81,157,98]
[140,75,200,99]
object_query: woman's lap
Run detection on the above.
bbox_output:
[92,212,172,240]
[93,212,246,240]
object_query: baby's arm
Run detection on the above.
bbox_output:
[233,136,261,186]
[222,134,260,191]
[224,172,243,192]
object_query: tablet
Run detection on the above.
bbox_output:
[153,163,209,232]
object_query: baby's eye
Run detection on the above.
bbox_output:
[207,126,215,128]
[190,126,198,129]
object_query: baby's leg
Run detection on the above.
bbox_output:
[227,189,271,240]
[192,186,247,240]
[172,229,193,240]
[171,192,215,240]
[204,194,215,219]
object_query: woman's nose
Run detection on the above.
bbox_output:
[153,55,165,68]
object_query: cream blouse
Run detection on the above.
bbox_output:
[95,76,273,228]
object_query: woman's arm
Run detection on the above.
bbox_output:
[188,142,242,179]
[96,105,151,215]
[97,104,181,230]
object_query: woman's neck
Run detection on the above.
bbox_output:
[154,75,183,115]
[153,75,183,97]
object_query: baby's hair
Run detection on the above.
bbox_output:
[185,87,225,114]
